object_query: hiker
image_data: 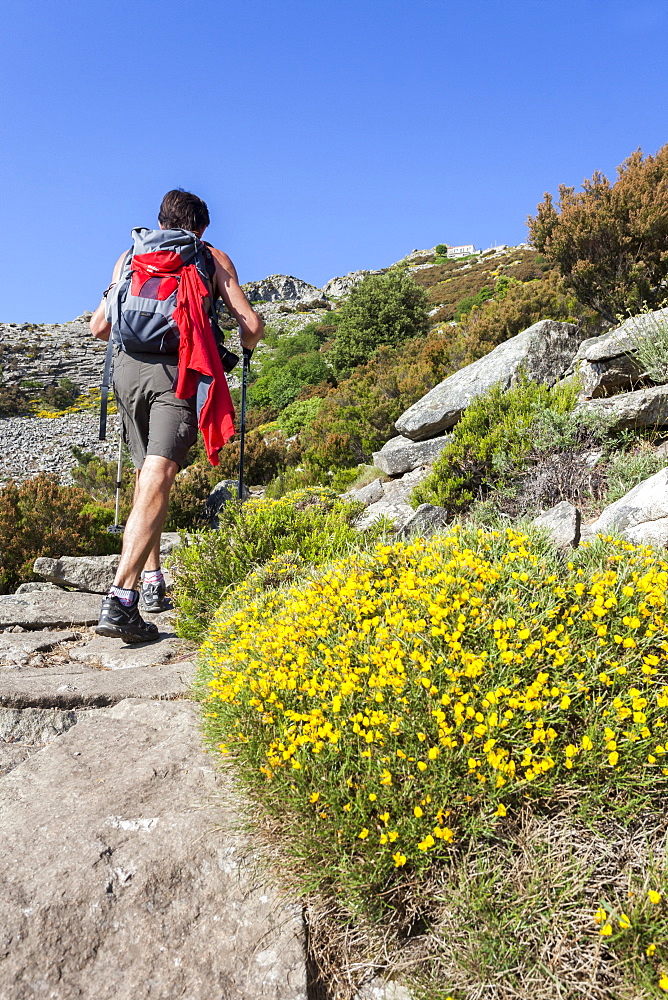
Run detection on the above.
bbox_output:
[89,188,264,642]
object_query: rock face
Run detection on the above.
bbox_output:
[243,274,322,303]
[355,467,432,531]
[0,317,107,394]
[586,467,668,545]
[575,385,668,432]
[564,307,668,398]
[532,501,581,550]
[0,698,306,1000]
[205,479,251,527]
[321,271,368,299]
[373,435,450,476]
[396,320,586,441]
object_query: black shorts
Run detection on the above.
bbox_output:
[112,347,198,469]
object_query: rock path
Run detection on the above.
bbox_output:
[0,589,309,999]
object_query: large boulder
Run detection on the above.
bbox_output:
[372,435,450,476]
[321,271,368,299]
[0,591,102,630]
[575,385,668,432]
[0,699,306,999]
[395,320,586,441]
[585,467,668,546]
[564,307,668,398]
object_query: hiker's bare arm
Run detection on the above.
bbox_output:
[90,252,128,340]
[208,247,264,350]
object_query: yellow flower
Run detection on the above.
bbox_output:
[414,806,423,818]
[660,974,668,993]
[649,890,662,904]
[609,750,619,766]
[358,828,369,840]
[309,792,320,803]
[393,852,407,867]
[494,803,507,817]
[600,924,612,936]
[593,907,606,925]
[647,943,656,956]
[618,913,631,930]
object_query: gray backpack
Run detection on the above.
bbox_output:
[104,227,215,354]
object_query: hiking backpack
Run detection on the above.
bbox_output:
[104,227,217,353]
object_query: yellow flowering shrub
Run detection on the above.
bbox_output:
[200,525,668,904]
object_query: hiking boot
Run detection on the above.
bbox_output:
[95,594,160,644]
[140,577,170,614]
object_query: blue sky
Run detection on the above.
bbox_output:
[1,0,667,322]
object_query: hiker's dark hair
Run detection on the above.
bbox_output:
[158,189,210,233]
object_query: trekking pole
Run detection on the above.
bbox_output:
[107,433,124,535]
[237,346,252,500]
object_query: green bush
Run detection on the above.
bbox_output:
[0,474,121,593]
[411,378,578,513]
[250,352,333,411]
[453,284,493,321]
[39,377,81,411]
[330,269,430,375]
[275,397,323,437]
[170,486,384,642]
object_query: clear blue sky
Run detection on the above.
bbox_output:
[1,0,667,323]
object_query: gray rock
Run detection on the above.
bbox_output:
[586,467,668,540]
[14,582,63,594]
[0,591,102,630]
[0,658,196,709]
[564,307,668,397]
[0,699,306,999]
[34,553,121,593]
[372,435,450,476]
[0,629,77,668]
[205,478,252,527]
[380,465,433,505]
[396,319,586,441]
[532,501,581,550]
[243,272,322,303]
[0,705,84,743]
[624,517,668,547]
[348,478,385,507]
[356,500,415,532]
[321,270,368,299]
[575,385,668,432]
[399,503,450,538]
[159,531,181,556]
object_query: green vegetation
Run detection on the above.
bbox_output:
[170,486,386,643]
[330,269,430,375]
[0,473,121,593]
[625,307,668,384]
[528,143,668,323]
[0,384,32,416]
[197,525,668,996]
[411,377,579,514]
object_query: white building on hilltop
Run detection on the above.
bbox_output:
[446,244,477,259]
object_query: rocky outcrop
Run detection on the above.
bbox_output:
[0,698,306,1000]
[0,316,107,393]
[355,467,432,531]
[575,385,668,432]
[564,307,668,398]
[243,274,322,303]
[34,553,122,593]
[322,271,368,299]
[0,590,102,629]
[399,503,450,538]
[396,320,586,441]
[372,435,450,476]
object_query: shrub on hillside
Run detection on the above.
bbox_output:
[411,377,578,514]
[330,269,429,375]
[299,329,454,476]
[0,474,120,593]
[528,144,668,323]
[170,486,383,642]
[40,378,81,411]
[0,385,32,416]
[198,526,668,943]
[249,352,333,411]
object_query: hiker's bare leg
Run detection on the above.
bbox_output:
[130,469,162,574]
[112,456,177,590]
